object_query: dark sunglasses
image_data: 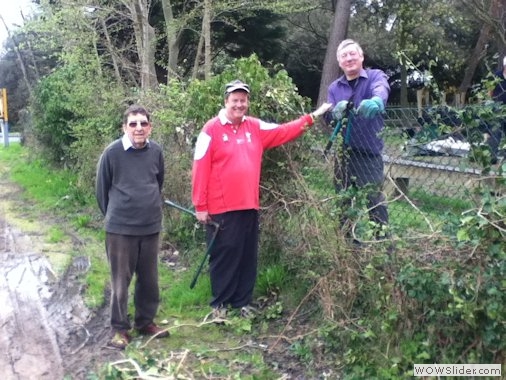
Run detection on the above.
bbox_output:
[127,121,150,128]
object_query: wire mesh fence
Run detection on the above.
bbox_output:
[379,105,504,236]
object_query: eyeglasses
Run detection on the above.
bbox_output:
[127,121,150,128]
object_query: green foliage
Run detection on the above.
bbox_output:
[10,43,506,378]
[30,61,126,193]
[73,214,93,229]
[329,119,506,377]
[256,264,287,295]
[330,253,503,378]
[46,226,66,243]
[163,211,203,250]
[290,339,313,365]
[9,151,91,211]
[264,301,284,320]
[158,262,212,319]
[31,65,80,165]
[84,255,109,308]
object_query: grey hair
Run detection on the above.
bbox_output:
[336,39,363,60]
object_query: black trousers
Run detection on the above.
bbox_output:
[105,232,160,331]
[334,148,388,227]
[206,210,259,308]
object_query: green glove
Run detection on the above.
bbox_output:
[332,100,349,120]
[357,96,384,118]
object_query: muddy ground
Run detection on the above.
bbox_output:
[0,177,122,379]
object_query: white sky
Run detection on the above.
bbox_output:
[0,0,38,49]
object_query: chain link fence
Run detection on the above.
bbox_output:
[379,105,504,236]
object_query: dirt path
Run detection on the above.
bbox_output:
[0,176,121,379]
[0,218,64,379]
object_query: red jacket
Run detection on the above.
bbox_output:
[192,110,313,214]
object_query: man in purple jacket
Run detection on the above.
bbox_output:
[327,39,390,239]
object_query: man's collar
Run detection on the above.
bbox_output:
[218,108,246,125]
[122,133,149,150]
[339,68,368,84]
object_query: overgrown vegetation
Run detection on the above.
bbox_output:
[4,53,506,378]
[0,0,503,376]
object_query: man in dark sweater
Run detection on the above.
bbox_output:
[95,104,168,349]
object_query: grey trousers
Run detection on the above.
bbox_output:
[105,232,160,331]
[334,148,388,227]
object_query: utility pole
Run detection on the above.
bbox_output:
[0,88,9,147]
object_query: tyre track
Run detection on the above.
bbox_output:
[0,216,64,380]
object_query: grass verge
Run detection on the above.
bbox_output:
[0,143,310,379]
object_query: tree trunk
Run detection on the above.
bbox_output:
[124,0,158,90]
[317,0,351,107]
[494,0,506,68]
[400,55,408,107]
[457,24,490,105]
[501,0,506,57]
[191,33,204,80]
[99,17,123,86]
[203,0,212,80]
[192,0,212,80]
[462,0,505,59]
[490,0,505,52]
[457,0,498,105]
[161,0,181,83]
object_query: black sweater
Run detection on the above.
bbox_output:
[95,138,165,235]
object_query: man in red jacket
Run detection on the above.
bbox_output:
[192,80,331,319]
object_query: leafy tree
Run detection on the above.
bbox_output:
[348,0,481,106]
[462,0,506,62]
[281,6,332,102]
[0,48,28,127]
[31,61,125,167]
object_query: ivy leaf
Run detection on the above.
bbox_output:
[456,229,469,241]
[416,351,431,360]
